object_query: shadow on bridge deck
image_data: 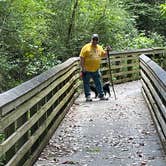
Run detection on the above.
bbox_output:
[35,80,166,166]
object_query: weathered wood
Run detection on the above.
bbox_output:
[140,55,166,100]
[100,48,165,84]
[0,58,79,116]
[140,63,166,101]
[101,63,139,70]
[101,55,139,65]
[23,92,79,166]
[109,48,164,57]
[139,54,166,86]
[0,56,80,166]
[142,88,166,153]
[110,70,139,77]
[113,56,138,63]
[0,66,78,132]
[5,83,79,166]
[142,64,166,88]
[0,74,79,155]
[141,79,166,137]
[140,53,166,153]
[101,66,139,73]
[140,70,166,120]
[102,68,140,84]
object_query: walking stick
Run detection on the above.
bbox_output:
[107,50,117,100]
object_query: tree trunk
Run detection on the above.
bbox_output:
[67,0,79,44]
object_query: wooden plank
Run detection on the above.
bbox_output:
[148,60,166,88]
[140,63,166,101]
[23,92,79,166]
[142,87,166,153]
[101,66,139,73]
[111,55,139,62]
[107,62,139,70]
[2,61,79,117]
[0,62,79,117]
[140,70,166,120]
[109,48,165,57]
[0,74,79,155]
[139,54,151,63]
[102,70,139,78]
[0,59,79,116]
[0,66,78,131]
[140,55,166,91]
[5,82,79,166]
[141,79,166,137]
[101,55,139,65]
[112,70,139,76]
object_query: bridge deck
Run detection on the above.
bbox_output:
[35,80,166,166]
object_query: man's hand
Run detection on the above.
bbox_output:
[104,46,112,58]
[106,46,112,51]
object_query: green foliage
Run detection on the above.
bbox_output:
[129,32,164,49]
[124,0,166,37]
[0,0,165,92]
[0,0,56,92]
[160,3,166,17]
[118,31,165,50]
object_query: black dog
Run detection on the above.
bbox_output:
[90,82,111,98]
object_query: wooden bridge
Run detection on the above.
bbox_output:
[0,48,166,166]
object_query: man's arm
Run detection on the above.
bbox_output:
[80,56,86,72]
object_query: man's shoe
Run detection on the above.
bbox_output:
[86,96,92,102]
[99,96,108,100]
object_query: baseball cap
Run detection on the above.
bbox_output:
[92,34,99,40]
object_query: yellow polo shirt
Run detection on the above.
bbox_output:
[80,43,106,72]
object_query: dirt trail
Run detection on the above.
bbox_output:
[34,80,166,166]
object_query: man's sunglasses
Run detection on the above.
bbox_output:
[92,38,98,41]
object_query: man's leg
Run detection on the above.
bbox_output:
[92,71,108,100]
[91,71,104,98]
[82,72,92,101]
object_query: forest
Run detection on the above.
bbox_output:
[0,0,166,92]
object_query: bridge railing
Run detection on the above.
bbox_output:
[140,54,166,152]
[0,57,80,166]
[0,48,165,166]
[101,48,165,84]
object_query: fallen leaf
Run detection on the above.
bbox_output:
[140,160,147,166]
[62,160,78,164]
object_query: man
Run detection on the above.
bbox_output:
[80,34,111,101]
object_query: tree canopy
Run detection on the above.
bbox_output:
[0,0,166,92]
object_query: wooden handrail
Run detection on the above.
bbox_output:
[109,47,165,56]
[0,57,80,116]
[0,57,80,166]
[140,54,166,153]
[101,47,165,84]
